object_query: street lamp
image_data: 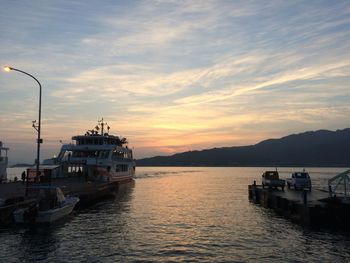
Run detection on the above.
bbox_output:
[3,66,43,184]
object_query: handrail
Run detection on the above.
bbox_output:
[328,169,350,199]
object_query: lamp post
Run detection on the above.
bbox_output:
[4,66,42,184]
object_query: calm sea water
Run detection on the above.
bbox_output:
[1,167,350,262]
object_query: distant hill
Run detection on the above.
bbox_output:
[136,128,350,167]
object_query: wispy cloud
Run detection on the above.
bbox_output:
[1,1,350,162]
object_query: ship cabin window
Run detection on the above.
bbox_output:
[100,150,110,159]
[87,138,94,144]
[63,151,73,161]
[112,150,125,160]
[115,164,128,172]
[68,165,84,175]
[92,138,102,145]
[71,150,110,159]
[104,138,120,145]
[110,138,116,145]
[111,149,133,160]
[77,138,103,145]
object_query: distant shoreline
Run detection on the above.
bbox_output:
[136,128,350,167]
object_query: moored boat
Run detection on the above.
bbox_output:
[13,186,79,223]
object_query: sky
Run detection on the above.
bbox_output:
[1,0,350,164]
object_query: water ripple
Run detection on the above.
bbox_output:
[1,167,350,262]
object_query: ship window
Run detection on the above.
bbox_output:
[115,164,128,172]
[112,150,125,160]
[63,151,73,161]
[93,138,102,145]
[91,150,110,159]
[67,165,84,176]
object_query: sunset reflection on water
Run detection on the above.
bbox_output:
[1,167,350,262]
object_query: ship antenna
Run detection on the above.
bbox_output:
[98,118,109,135]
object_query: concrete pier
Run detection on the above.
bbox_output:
[0,177,134,225]
[249,184,350,229]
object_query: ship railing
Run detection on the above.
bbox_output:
[113,157,134,162]
[328,169,350,200]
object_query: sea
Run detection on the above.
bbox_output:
[1,166,350,262]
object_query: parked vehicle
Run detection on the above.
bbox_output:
[262,170,285,190]
[286,171,312,190]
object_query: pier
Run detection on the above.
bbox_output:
[0,178,133,225]
[248,184,350,229]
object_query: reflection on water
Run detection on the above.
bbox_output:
[1,167,350,262]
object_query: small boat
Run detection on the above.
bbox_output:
[13,186,79,223]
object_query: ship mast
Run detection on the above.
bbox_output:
[98,118,110,135]
[100,118,104,135]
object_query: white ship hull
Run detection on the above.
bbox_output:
[13,196,79,223]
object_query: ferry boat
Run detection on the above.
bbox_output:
[44,119,135,182]
[0,141,9,183]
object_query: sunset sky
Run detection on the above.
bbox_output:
[1,1,350,164]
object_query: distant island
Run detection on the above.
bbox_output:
[136,128,350,167]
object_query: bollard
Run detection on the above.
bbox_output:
[328,185,332,197]
[303,189,307,205]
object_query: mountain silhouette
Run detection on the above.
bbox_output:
[136,128,350,167]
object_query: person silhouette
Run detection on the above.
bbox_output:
[21,171,26,184]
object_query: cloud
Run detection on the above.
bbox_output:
[175,59,350,106]
[1,1,350,162]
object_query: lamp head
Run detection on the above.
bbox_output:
[3,66,12,72]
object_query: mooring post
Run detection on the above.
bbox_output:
[328,185,332,197]
[303,189,307,205]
